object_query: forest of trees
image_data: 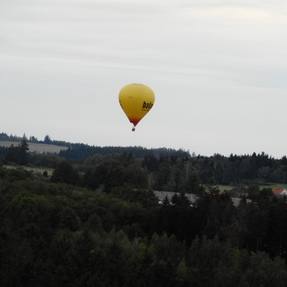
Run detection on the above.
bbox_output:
[0,132,67,146]
[2,132,287,187]
[0,166,287,286]
[2,134,287,189]
[1,133,287,285]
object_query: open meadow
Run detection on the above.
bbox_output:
[0,141,68,154]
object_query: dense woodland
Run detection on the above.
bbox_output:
[1,135,287,286]
[1,136,287,189]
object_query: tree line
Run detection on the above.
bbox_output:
[3,138,287,191]
[0,167,287,286]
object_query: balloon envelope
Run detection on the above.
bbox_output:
[119,83,155,128]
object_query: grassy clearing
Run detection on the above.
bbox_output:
[259,183,287,190]
[0,141,68,154]
[3,165,54,177]
[204,183,287,194]
[203,184,235,192]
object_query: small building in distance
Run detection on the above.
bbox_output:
[272,187,287,197]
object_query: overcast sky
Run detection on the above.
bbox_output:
[0,0,286,157]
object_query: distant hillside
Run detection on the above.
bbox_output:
[0,131,190,159]
[0,141,68,154]
[59,144,190,161]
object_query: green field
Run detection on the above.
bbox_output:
[3,165,54,176]
[205,183,287,193]
[259,183,287,190]
[0,141,68,154]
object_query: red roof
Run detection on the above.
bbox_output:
[273,187,285,195]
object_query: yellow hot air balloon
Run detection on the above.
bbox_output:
[119,83,155,131]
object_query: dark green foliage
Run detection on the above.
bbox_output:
[5,138,29,165]
[111,185,158,208]
[4,131,287,187]
[43,135,52,144]
[171,193,191,207]
[51,161,79,185]
[1,159,287,286]
[0,146,8,161]
[0,132,22,141]
[60,145,190,161]
[193,152,287,184]
[28,153,62,168]
[83,156,148,191]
